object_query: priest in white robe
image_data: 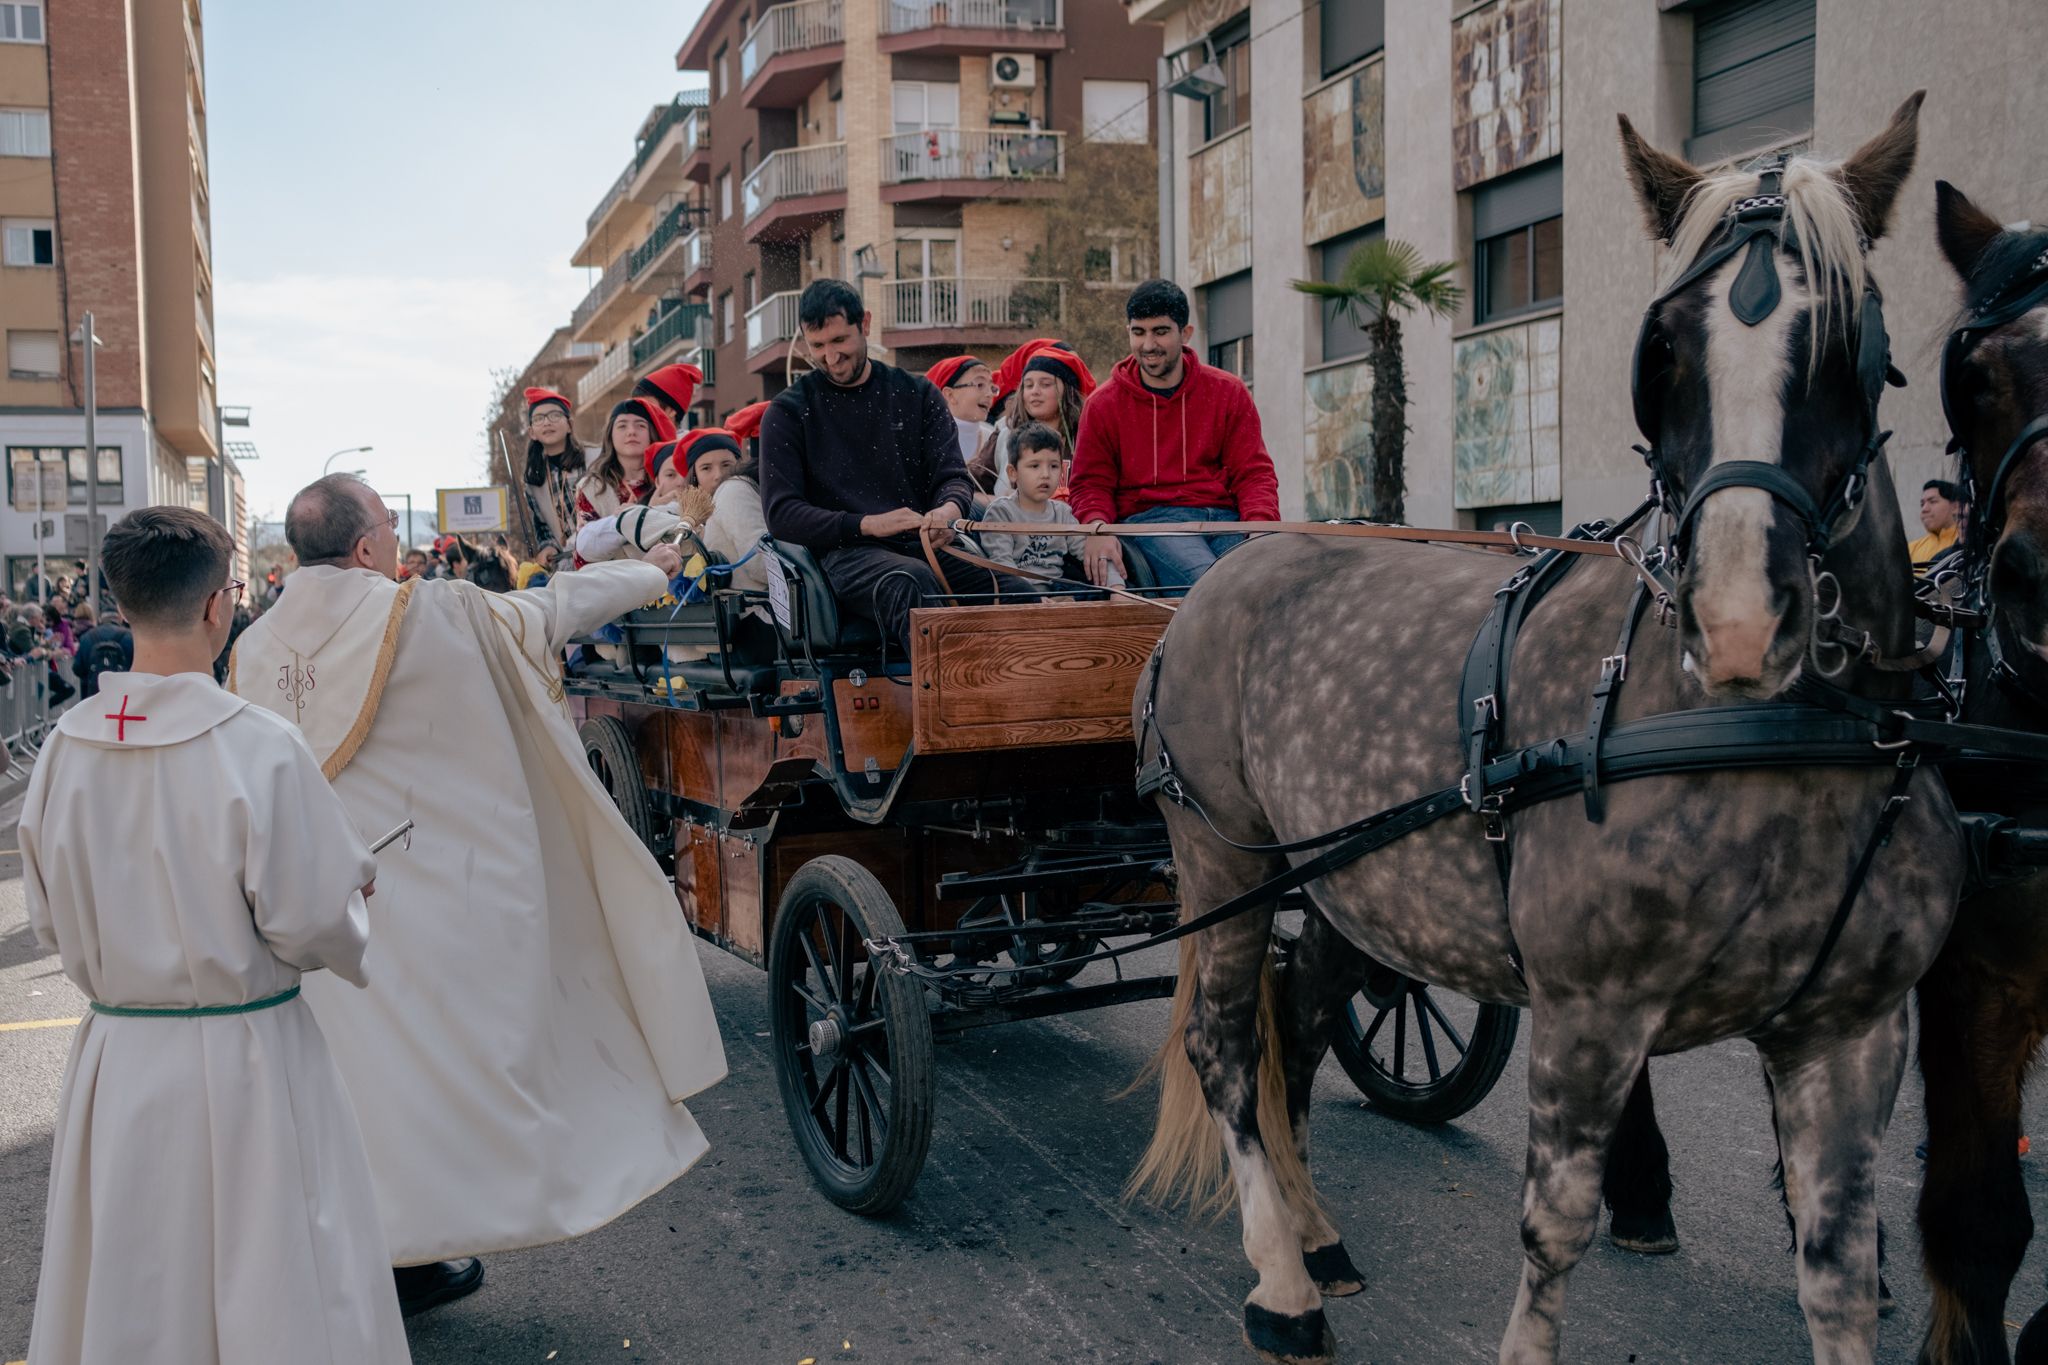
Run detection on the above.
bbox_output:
[230,474,726,1304]
[23,505,409,1364]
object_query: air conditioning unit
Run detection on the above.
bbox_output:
[990,53,1036,90]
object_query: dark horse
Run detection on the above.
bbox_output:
[1608,184,2048,1365]
[1128,97,1959,1364]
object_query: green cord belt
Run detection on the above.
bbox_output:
[89,985,300,1018]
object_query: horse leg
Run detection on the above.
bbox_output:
[1916,945,2041,1365]
[1499,1005,1655,1365]
[1602,1061,1680,1254]
[1762,1004,1909,1365]
[1277,907,1374,1297]
[1131,827,1332,1364]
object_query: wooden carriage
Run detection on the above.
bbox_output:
[566,543,1517,1212]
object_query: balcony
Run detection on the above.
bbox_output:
[574,161,641,267]
[578,343,633,409]
[879,129,1065,203]
[631,96,709,204]
[877,277,1066,348]
[569,251,642,344]
[682,230,714,296]
[632,302,712,370]
[629,201,703,289]
[683,345,716,391]
[879,0,1064,54]
[740,0,844,109]
[1122,0,1191,20]
[745,290,805,374]
[743,143,847,242]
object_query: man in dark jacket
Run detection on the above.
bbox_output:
[71,603,133,700]
[760,279,1034,655]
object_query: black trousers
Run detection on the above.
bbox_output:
[822,539,1038,657]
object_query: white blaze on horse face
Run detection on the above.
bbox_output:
[1689,258,1806,688]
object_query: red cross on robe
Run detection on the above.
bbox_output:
[105,695,148,742]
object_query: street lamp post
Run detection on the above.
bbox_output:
[70,313,104,609]
[323,445,373,475]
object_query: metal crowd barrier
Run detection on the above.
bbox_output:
[3,666,58,782]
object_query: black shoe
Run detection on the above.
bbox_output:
[394,1258,485,1317]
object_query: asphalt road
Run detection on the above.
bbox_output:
[5,784,2048,1364]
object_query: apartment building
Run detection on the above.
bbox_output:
[1132,0,2047,530]
[0,0,233,594]
[556,0,1160,436]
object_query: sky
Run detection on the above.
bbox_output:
[207,0,712,529]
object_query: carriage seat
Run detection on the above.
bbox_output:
[774,541,882,655]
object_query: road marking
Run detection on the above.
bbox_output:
[0,1016,79,1032]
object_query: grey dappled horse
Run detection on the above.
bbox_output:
[1128,96,1960,1365]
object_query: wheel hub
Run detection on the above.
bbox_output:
[808,1016,845,1060]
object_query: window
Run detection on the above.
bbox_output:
[714,45,728,100]
[1315,222,1384,363]
[1082,79,1150,144]
[7,446,124,504]
[721,290,735,345]
[0,108,50,157]
[6,329,58,379]
[1202,270,1253,383]
[740,139,754,179]
[892,81,961,133]
[1083,234,1149,288]
[832,90,845,141]
[1320,0,1383,78]
[0,2,44,44]
[2,218,53,267]
[1472,158,1562,324]
[1476,501,1562,536]
[1202,16,1252,143]
[744,270,757,310]
[718,169,733,221]
[1688,0,1815,163]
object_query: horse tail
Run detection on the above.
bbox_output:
[1124,937,1321,1225]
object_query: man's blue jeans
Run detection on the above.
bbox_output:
[1126,505,1246,590]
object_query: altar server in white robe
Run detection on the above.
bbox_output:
[23,505,409,1365]
[230,474,726,1312]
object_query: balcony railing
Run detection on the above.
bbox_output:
[741,0,843,84]
[637,94,708,168]
[879,129,1065,186]
[881,277,1067,331]
[585,162,634,236]
[683,229,711,279]
[629,202,695,281]
[747,290,805,355]
[577,344,632,408]
[744,142,847,220]
[683,345,716,387]
[632,303,712,368]
[881,0,1062,34]
[571,252,632,336]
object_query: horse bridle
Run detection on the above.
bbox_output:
[1943,228,2048,571]
[1631,168,1904,569]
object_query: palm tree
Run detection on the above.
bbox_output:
[1292,239,1462,524]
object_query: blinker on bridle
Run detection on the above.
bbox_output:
[1631,166,1903,568]
[1943,231,2048,577]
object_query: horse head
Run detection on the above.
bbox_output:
[1936,181,2048,668]
[1619,94,1922,699]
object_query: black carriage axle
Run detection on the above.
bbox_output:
[930,973,1178,1037]
[934,853,1171,899]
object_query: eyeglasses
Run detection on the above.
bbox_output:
[382,510,401,532]
[216,579,245,605]
[529,409,568,423]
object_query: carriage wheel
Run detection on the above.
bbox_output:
[769,856,935,1215]
[1327,968,1519,1125]
[579,717,657,853]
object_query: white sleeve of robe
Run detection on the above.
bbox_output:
[704,479,770,593]
[507,556,671,654]
[244,720,381,987]
[574,516,630,564]
[21,735,58,955]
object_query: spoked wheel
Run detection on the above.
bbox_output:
[579,716,657,854]
[1328,965,1519,1125]
[769,855,934,1215]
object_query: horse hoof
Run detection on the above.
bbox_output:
[1243,1303,1336,1365]
[1607,1207,1679,1255]
[1302,1242,1365,1298]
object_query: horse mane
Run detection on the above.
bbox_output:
[1661,155,1870,378]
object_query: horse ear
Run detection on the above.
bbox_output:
[1835,90,1924,243]
[1935,180,2006,281]
[1617,114,1700,244]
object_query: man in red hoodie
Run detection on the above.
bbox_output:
[1069,279,1279,589]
